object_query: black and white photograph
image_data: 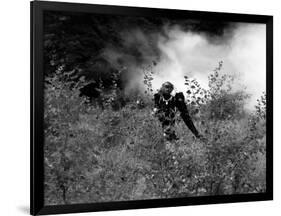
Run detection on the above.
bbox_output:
[42,8,268,206]
[1,0,279,215]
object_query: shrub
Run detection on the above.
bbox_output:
[44,62,266,204]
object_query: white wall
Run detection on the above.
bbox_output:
[0,0,279,215]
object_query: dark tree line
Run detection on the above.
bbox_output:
[44,11,235,101]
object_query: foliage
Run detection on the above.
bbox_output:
[44,66,91,204]
[44,61,266,204]
[143,63,155,96]
[255,92,266,120]
[205,61,250,120]
[184,61,250,120]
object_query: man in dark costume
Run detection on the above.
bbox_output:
[153,81,201,141]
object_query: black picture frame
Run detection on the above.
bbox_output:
[31,1,273,215]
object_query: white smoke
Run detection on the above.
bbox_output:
[152,23,266,109]
[102,22,266,110]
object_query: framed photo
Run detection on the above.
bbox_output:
[31,1,273,215]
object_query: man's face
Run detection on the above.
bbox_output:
[162,84,173,95]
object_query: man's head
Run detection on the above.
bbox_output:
[160,81,174,95]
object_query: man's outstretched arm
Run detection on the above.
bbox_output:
[175,93,201,138]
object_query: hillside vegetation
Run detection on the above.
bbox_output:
[44,63,266,205]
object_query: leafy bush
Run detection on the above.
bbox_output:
[255,92,266,120]
[44,62,266,204]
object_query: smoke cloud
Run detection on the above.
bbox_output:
[102,21,266,110]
